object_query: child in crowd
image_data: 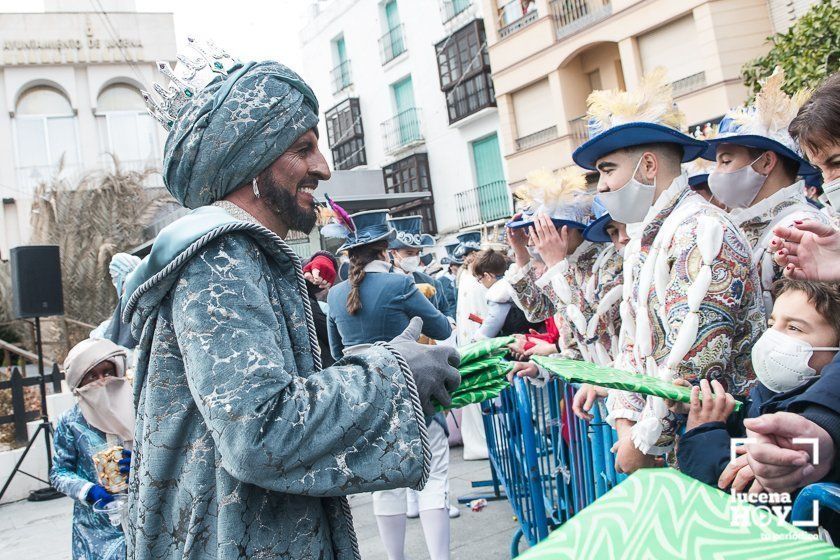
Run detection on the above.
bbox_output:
[472,249,538,340]
[51,338,134,560]
[674,278,840,492]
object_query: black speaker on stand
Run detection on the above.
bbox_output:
[0,245,65,502]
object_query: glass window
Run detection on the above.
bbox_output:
[96,84,159,167]
[14,86,79,191]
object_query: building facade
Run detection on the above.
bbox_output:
[300,0,512,238]
[0,0,175,258]
[480,0,821,187]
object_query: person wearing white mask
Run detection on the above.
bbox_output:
[701,68,831,317]
[672,278,840,493]
[570,68,765,473]
[50,338,133,560]
[388,216,451,319]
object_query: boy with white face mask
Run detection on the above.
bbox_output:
[701,68,830,317]
[51,338,133,560]
[674,278,840,492]
[572,69,765,473]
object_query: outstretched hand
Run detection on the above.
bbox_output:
[389,317,461,416]
[507,217,530,267]
[770,220,840,281]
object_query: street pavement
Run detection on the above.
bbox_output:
[0,447,521,560]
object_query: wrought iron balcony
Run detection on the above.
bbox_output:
[671,71,707,97]
[379,25,407,65]
[330,60,352,93]
[381,108,423,155]
[455,180,512,228]
[515,126,558,151]
[550,0,612,40]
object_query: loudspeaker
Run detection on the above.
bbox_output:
[10,245,64,319]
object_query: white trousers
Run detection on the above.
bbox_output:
[373,421,449,515]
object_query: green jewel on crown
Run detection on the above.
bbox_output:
[142,38,238,131]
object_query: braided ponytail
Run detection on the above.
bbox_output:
[346,241,389,315]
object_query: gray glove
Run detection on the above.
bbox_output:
[388,317,461,417]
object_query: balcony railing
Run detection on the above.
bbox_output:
[441,0,471,23]
[515,126,558,151]
[379,25,407,65]
[568,115,589,149]
[671,71,707,97]
[550,0,612,40]
[330,60,353,93]
[498,1,539,38]
[381,108,424,155]
[455,180,512,228]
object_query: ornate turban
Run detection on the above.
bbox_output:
[162,61,319,209]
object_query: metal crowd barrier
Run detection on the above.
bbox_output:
[481,376,626,557]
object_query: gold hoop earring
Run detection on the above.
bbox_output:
[252,177,260,198]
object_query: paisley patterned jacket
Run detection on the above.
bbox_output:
[607,175,765,455]
[122,203,430,560]
[731,181,831,317]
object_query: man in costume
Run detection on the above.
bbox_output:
[701,68,831,316]
[122,45,460,559]
[388,216,451,319]
[504,167,618,365]
[571,69,764,472]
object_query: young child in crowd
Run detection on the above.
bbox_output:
[674,278,840,493]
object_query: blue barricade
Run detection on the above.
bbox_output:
[481,376,625,557]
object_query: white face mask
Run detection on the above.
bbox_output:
[74,376,135,442]
[399,255,421,273]
[823,177,840,209]
[708,155,768,209]
[751,328,838,393]
[599,157,656,224]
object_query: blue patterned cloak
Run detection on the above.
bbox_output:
[121,204,430,559]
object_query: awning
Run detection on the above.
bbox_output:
[328,191,431,212]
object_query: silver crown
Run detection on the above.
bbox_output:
[143,38,239,130]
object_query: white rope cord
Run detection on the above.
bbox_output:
[629,198,722,453]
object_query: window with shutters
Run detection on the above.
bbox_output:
[384,154,437,233]
[436,19,496,124]
[324,98,366,170]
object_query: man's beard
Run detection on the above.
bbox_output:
[260,170,318,234]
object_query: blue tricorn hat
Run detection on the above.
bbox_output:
[337,209,395,253]
[699,68,817,176]
[453,231,481,259]
[419,253,434,267]
[571,69,707,171]
[699,114,818,176]
[573,122,707,171]
[388,216,434,249]
[442,241,462,265]
[583,196,613,243]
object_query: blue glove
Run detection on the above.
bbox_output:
[86,484,114,506]
[118,449,132,475]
